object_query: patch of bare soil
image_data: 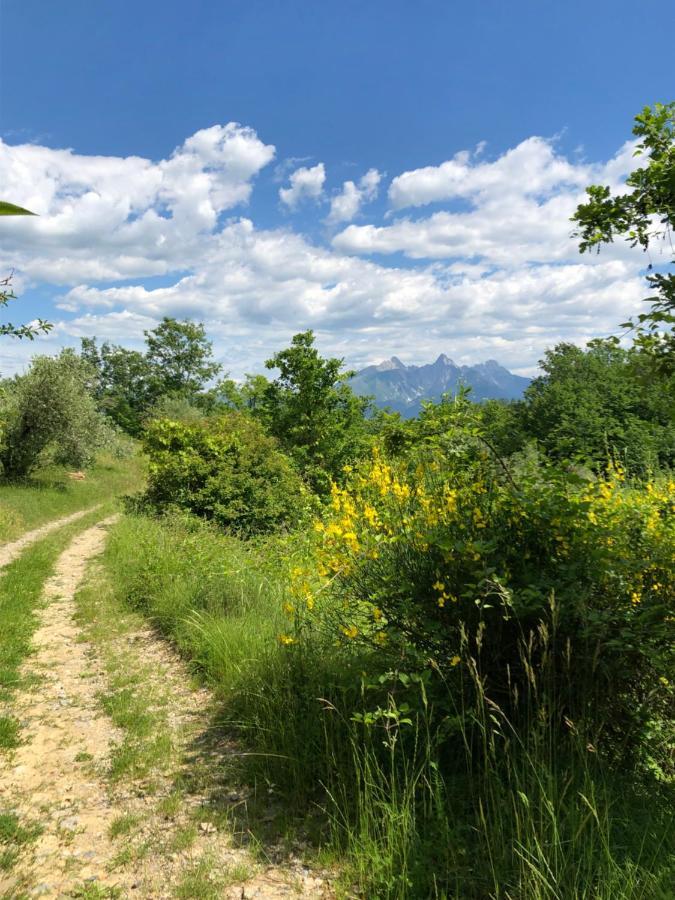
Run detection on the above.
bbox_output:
[0,519,332,899]
[0,507,101,570]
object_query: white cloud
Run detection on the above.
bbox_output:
[0,127,651,379]
[334,139,643,267]
[0,123,275,284]
[279,163,326,209]
[388,137,593,210]
[327,168,381,224]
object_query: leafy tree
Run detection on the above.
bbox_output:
[0,350,115,477]
[217,373,272,414]
[81,338,158,436]
[572,102,675,364]
[523,339,675,472]
[144,317,221,396]
[81,318,221,435]
[261,331,372,493]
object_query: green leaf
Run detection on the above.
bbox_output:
[0,201,37,216]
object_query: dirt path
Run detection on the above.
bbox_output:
[0,506,101,570]
[0,518,331,899]
[0,517,124,898]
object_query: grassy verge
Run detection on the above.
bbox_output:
[0,449,144,542]
[74,567,177,788]
[102,512,674,899]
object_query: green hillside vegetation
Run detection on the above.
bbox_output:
[0,102,673,898]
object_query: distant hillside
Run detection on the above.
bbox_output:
[349,354,531,417]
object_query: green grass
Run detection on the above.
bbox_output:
[0,449,144,542]
[69,884,123,899]
[173,855,251,899]
[99,511,675,899]
[74,569,177,785]
[108,813,141,841]
[0,715,20,750]
[0,811,43,874]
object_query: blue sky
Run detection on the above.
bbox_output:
[1,0,673,377]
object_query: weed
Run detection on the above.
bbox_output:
[108,814,140,840]
[0,716,20,750]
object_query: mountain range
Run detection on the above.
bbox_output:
[349,354,531,417]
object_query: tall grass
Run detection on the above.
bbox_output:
[104,512,674,898]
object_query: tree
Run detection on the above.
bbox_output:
[81,338,159,436]
[0,275,52,340]
[0,350,114,477]
[81,318,222,435]
[523,339,675,472]
[144,317,221,396]
[572,102,675,364]
[261,331,372,492]
[141,412,311,536]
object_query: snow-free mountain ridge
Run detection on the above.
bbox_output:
[350,354,531,417]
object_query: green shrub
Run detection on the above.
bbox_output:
[295,440,674,777]
[141,412,313,536]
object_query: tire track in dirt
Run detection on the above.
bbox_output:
[0,506,101,570]
[0,516,125,898]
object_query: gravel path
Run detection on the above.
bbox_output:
[0,506,101,570]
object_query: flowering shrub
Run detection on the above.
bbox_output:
[288,442,674,770]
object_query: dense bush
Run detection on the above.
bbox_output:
[141,412,313,536]
[0,350,117,477]
[291,434,674,775]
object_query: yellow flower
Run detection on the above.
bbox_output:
[282,602,295,616]
[279,634,296,646]
[363,504,379,527]
[630,591,641,606]
[450,655,461,667]
[432,580,446,592]
[372,607,383,621]
[342,624,359,639]
[392,480,411,501]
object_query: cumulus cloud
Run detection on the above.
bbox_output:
[278,162,326,209]
[334,138,642,267]
[388,138,593,209]
[327,168,381,224]
[0,123,275,284]
[0,126,650,379]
